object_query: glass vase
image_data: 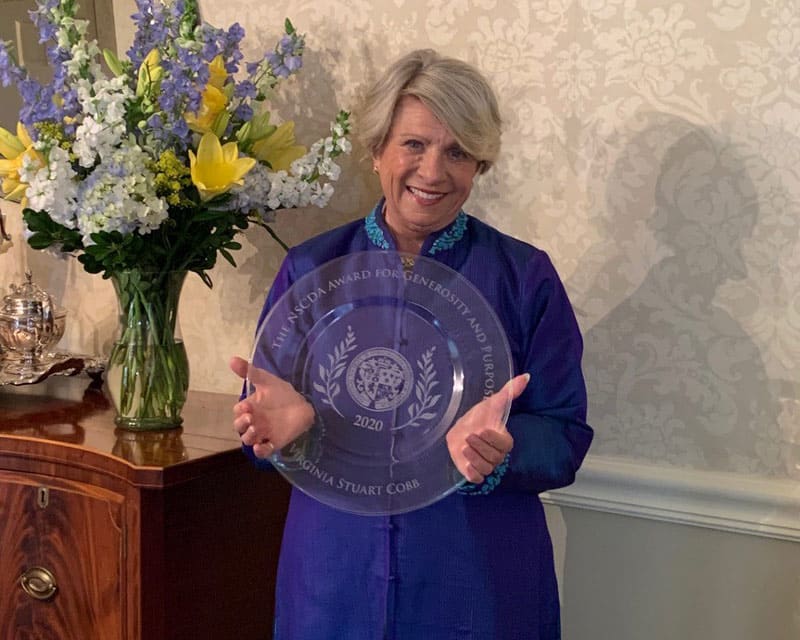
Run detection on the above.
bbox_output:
[106,270,190,430]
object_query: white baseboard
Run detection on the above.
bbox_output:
[541,455,800,542]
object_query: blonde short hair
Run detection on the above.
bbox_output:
[356,49,502,174]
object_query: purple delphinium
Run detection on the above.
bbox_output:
[1,2,62,137]
[221,23,245,72]
[231,87,255,126]
[55,85,81,136]
[49,62,81,134]
[232,103,253,124]
[239,22,305,104]
[197,22,244,72]
[28,0,94,131]
[18,78,58,135]
[29,0,60,43]
[128,0,170,70]
[152,46,204,151]
[234,79,257,101]
[266,32,304,79]
[0,42,26,87]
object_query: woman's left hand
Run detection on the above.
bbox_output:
[445,373,529,484]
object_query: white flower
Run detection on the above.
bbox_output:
[309,182,334,207]
[265,171,315,209]
[73,117,102,167]
[23,137,167,244]
[65,39,102,79]
[230,163,274,222]
[23,147,79,229]
[319,158,340,181]
[76,164,167,243]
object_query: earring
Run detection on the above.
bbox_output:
[373,165,379,174]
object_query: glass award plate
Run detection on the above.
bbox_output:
[247,251,513,515]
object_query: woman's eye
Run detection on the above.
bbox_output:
[403,139,423,151]
[447,147,469,161]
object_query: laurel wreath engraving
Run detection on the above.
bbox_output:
[395,347,441,431]
[313,326,357,417]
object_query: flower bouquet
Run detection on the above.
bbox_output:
[0,0,351,428]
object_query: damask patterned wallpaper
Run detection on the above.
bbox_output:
[2,0,799,479]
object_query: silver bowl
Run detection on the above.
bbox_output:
[0,311,67,360]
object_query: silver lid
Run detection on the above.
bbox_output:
[0,271,65,320]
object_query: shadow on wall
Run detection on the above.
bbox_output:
[567,111,698,324]
[577,115,786,477]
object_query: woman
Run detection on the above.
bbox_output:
[231,49,593,640]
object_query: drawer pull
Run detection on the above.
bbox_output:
[20,567,58,601]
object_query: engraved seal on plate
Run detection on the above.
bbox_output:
[346,347,413,411]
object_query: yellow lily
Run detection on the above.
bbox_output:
[208,55,228,89]
[0,125,25,159]
[185,83,228,134]
[136,48,163,97]
[189,132,256,202]
[251,121,306,171]
[185,56,231,134]
[0,123,41,203]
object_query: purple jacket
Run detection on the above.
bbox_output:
[245,200,593,639]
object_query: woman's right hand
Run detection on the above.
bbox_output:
[230,356,315,459]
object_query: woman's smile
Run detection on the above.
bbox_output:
[407,185,447,204]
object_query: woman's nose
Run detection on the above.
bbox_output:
[417,149,446,181]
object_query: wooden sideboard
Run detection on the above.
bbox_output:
[0,376,291,640]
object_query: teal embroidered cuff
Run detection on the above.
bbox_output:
[457,453,510,496]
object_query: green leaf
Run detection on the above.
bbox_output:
[77,254,104,274]
[27,232,55,250]
[193,209,232,222]
[212,110,231,138]
[252,111,275,139]
[103,48,124,76]
[22,209,83,253]
[219,248,238,267]
[236,121,252,145]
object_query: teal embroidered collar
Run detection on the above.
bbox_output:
[364,203,468,255]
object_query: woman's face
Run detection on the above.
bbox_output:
[373,96,480,246]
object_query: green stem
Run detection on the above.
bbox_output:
[250,219,289,252]
[109,270,189,430]
[263,223,290,252]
